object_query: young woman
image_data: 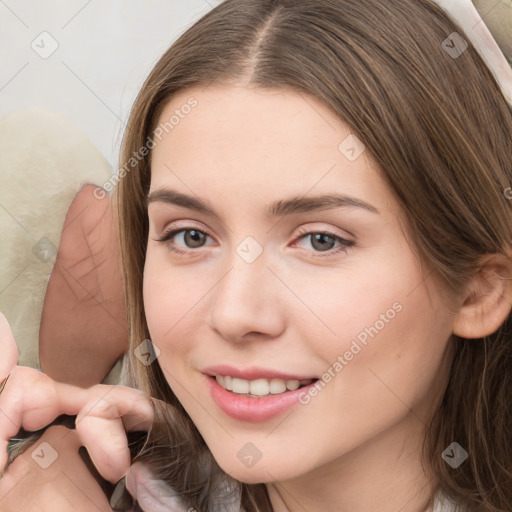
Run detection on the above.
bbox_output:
[0,0,511,511]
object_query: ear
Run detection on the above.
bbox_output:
[453,252,512,339]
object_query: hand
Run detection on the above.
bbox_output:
[0,425,115,511]
[0,311,73,469]
[0,312,154,483]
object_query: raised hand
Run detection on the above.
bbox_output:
[0,312,154,507]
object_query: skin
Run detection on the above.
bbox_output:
[39,184,128,387]
[0,315,153,510]
[0,426,114,512]
[0,85,511,511]
[0,183,129,508]
[142,84,512,512]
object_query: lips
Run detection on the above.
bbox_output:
[203,364,316,382]
[203,365,318,422]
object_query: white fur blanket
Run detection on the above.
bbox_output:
[0,107,112,371]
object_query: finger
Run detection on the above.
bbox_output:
[0,367,90,469]
[0,312,19,378]
[78,415,131,484]
[125,462,189,512]
[75,386,154,483]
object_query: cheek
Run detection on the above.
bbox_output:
[301,247,450,394]
[142,251,205,355]
[320,272,454,422]
[288,256,420,364]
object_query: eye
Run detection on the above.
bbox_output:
[293,229,354,257]
[154,227,213,254]
[153,226,354,258]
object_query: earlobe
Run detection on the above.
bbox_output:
[453,253,512,339]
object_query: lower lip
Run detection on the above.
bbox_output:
[205,375,316,422]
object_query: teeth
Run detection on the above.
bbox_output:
[215,376,312,396]
[231,378,250,394]
[250,379,269,396]
[269,379,286,394]
[286,379,300,391]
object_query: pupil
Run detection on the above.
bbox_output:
[312,233,334,251]
[186,230,205,247]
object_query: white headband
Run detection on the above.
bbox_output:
[435,0,512,105]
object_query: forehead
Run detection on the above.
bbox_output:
[153,84,347,159]
[148,84,397,220]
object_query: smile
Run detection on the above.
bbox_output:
[215,375,314,397]
[205,368,319,422]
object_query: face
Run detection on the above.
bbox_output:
[143,85,459,485]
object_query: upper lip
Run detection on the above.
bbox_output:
[203,365,317,381]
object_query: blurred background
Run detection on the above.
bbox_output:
[0,0,220,383]
[0,0,220,168]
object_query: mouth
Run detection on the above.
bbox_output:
[204,367,320,422]
[213,375,316,398]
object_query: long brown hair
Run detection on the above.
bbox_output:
[113,1,512,510]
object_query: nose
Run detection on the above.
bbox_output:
[206,249,286,344]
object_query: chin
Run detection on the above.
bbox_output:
[212,451,304,485]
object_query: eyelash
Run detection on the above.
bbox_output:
[154,226,354,258]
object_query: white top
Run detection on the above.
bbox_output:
[432,490,458,512]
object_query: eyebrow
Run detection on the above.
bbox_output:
[146,188,379,218]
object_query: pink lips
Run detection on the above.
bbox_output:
[203,365,318,422]
[203,364,315,382]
